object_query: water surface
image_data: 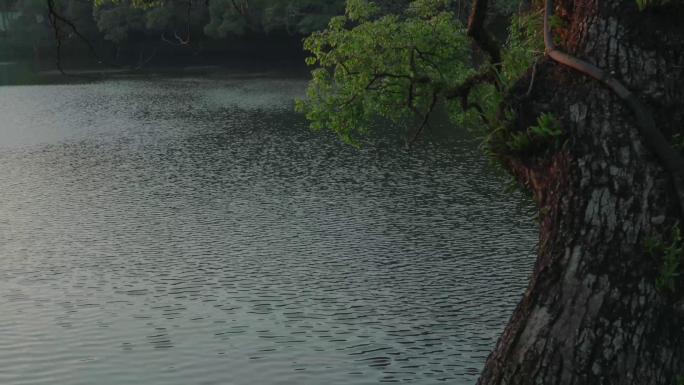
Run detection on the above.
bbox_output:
[0,73,536,385]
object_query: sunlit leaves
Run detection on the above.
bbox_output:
[296,0,473,143]
[344,0,378,21]
[297,0,546,145]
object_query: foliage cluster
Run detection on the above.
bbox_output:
[296,0,546,152]
[204,0,344,37]
[673,133,684,155]
[635,0,682,10]
[504,112,563,154]
[645,223,684,293]
[295,0,473,144]
[92,0,346,41]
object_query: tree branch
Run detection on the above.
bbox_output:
[466,0,502,65]
[46,0,124,74]
[47,0,101,65]
[444,71,494,100]
[408,91,439,147]
[443,70,492,115]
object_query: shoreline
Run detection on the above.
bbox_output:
[1,62,311,86]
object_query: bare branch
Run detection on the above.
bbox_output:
[408,91,439,147]
[47,0,101,62]
[46,0,126,74]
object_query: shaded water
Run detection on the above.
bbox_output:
[0,73,536,385]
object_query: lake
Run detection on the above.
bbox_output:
[0,71,536,385]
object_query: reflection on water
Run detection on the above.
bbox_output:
[0,75,536,385]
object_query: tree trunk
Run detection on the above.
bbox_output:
[33,43,41,67]
[478,1,684,384]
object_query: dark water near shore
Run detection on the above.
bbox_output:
[0,73,536,385]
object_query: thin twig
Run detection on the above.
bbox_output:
[408,91,439,147]
[466,0,502,65]
[526,58,539,96]
[46,0,124,75]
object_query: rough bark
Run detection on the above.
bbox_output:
[478,1,684,384]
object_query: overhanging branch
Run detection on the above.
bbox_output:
[408,91,439,146]
[444,70,495,121]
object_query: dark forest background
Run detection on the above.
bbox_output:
[0,0,514,69]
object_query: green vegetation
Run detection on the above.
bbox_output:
[296,0,548,156]
[499,9,544,87]
[636,0,682,10]
[295,0,472,144]
[673,133,684,155]
[296,1,684,380]
[204,0,344,37]
[645,223,684,293]
[504,113,563,155]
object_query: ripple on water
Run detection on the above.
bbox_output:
[0,75,536,385]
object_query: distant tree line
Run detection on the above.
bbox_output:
[0,0,517,68]
[0,0,351,66]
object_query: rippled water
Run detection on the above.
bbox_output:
[0,73,536,385]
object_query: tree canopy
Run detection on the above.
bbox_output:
[295,0,541,150]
